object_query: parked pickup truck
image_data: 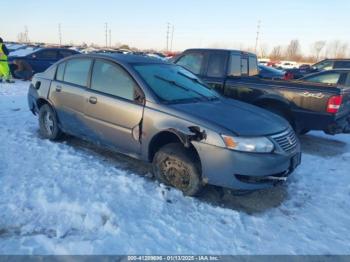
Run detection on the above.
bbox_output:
[174,49,350,135]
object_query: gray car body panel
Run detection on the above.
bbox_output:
[28,53,301,190]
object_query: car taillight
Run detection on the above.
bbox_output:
[327,95,343,114]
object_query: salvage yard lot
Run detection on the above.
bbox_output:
[0,81,350,254]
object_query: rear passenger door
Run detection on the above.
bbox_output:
[49,58,92,136]
[83,59,144,156]
[200,51,228,94]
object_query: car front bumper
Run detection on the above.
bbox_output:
[192,141,301,191]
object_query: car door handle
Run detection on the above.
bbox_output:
[56,85,62,92]
[88,97,97,104]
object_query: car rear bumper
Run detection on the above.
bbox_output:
[192,141,301,191]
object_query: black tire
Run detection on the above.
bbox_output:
[299,129,310,135]
[152,143,202,196]
[38,104,62,140]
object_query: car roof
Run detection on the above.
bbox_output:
[183,48,256,56]
[73,53,170,65]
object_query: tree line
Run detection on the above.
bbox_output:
[259,40,349,62]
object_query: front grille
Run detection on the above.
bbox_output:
[271,129,298,153]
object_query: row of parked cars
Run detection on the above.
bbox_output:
[25,47,350,196]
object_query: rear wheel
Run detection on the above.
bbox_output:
[38,104,63,140]
[152,143,202,196]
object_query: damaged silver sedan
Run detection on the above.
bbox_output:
[27,53,301,195]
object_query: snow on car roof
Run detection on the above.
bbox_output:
[9,47,41,57]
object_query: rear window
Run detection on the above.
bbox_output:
[63,59,92,87]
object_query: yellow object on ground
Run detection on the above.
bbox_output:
[0,43,11,81]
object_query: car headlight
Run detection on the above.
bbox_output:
[221,135,274,153]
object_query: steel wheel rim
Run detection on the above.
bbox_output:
[160,157,191,191]
[43,111,54,135]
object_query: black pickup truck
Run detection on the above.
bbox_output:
[173,49,350,135]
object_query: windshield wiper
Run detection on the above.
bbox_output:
[154,74,216,102]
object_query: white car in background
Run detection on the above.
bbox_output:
[276,61,299,69]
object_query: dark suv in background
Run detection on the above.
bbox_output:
[8,47,79,74]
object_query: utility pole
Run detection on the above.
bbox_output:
[58,23,62,46]
[254,20,261,56]
[166,22,170,51]
[105,23,108,48]
[24,25,29,43]
[170,25,174,51]
[109,29,112,48]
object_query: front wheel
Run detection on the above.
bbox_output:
[38,104,63,140]
[152,143,202,196]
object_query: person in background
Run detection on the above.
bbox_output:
[13,59,33,80]
[0,37,12,83]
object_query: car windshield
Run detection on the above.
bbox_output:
[133,64,219,104]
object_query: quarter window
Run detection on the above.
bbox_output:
[176,53,203,74]
[91,60,137,101]
[63,59,92,86]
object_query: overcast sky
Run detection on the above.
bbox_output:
[1,0,349,54]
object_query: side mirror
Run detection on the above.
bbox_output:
[34,81,41,90]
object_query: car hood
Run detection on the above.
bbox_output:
[169,98,289,136]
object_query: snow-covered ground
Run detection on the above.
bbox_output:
[0,81,350,255]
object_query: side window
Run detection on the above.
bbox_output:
[241,57,248,75]
[334,61,350,69]
[176,53,203,75]
[207,53,226,77]
[59,50,76,58]
[35,50,57,59]
[63,59,92,86]
[248,56,258,76]
[345,73,350,87]
[228,54,241,77]
[91,60,137,101]
[304,72,341,85]
[56,62,66,81]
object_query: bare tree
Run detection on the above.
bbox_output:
[270,45,282,60]
[285,39,301,61]
[312,41,326,61]
[259,43,269,58]
[326,40,349,58]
